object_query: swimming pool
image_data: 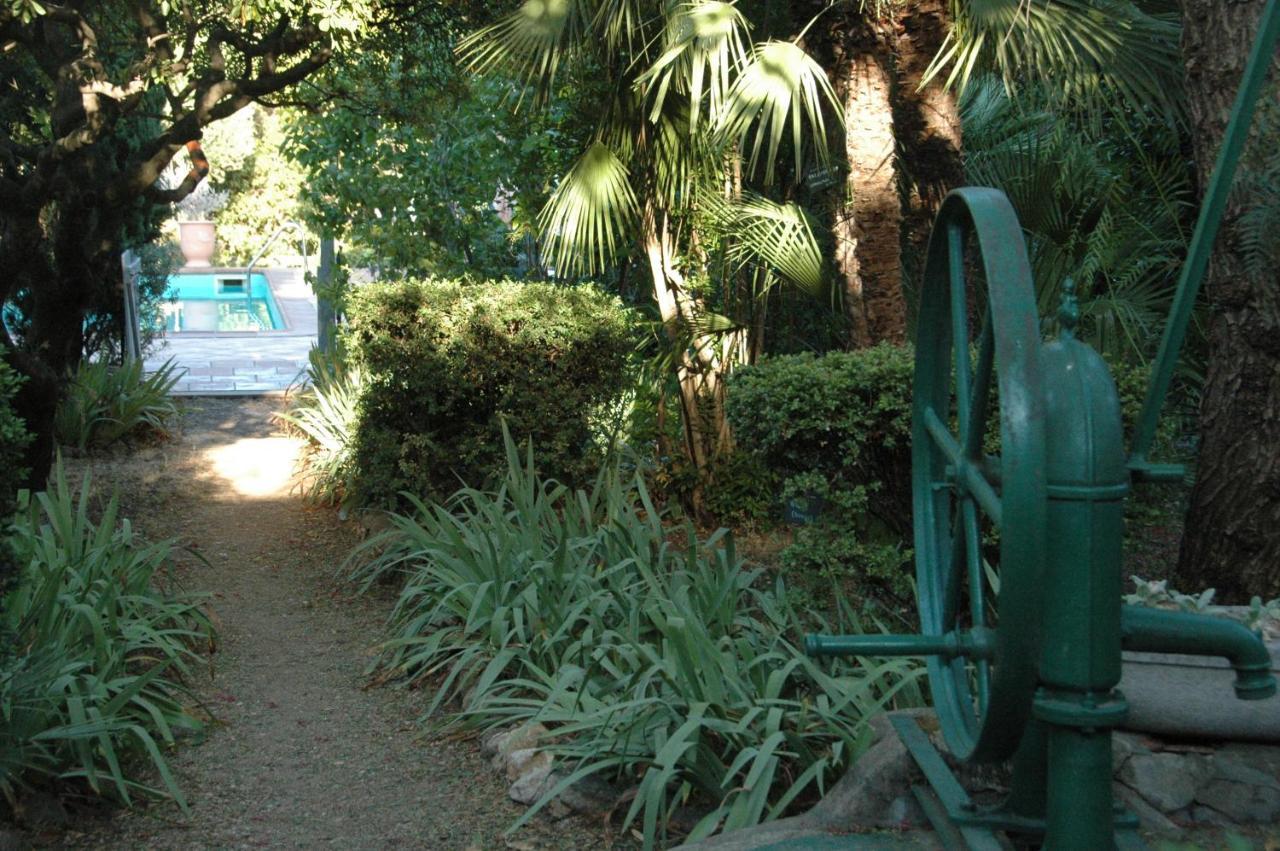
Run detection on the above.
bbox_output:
[162,272,285,333]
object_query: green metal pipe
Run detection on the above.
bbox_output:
[1130,0,1280,463]
[1046,724,1114,851]
[1120,605,1276,700]
[804,630,996,661]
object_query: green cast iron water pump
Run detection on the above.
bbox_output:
[803,4,1280,847]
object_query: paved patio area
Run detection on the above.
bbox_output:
[145,268,317,395]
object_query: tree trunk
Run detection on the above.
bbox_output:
[891,0,964,304]
[1175,0,1280,600]
[643,205,730,521]
[830,19,905,347]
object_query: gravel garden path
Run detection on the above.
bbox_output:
[57,397,607,850]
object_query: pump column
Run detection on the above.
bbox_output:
[1033,295,1131,849]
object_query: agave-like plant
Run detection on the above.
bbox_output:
[0,461,212,807]
[345,428,926,848]
[54,358,182,451]
[276,346,362,507]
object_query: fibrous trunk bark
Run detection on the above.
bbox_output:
[1175,0,1280,600]
[831,21,904,347]
[891,0,964,299]
[643,205,731,520]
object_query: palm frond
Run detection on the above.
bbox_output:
[538,141,639,275]
[635,1,749,130]
[718,40,842,184]
[929,0,1183,121]
[722,195,826,298]
[588,0,660,61]
[456,0,585,93]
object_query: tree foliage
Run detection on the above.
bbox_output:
[285,4,584,278]
[0,0,369,483]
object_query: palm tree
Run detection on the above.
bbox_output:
[809,0,1185,346]
[458,0,841,513]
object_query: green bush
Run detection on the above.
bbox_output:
[0,351,31,602]
[344,278,635,507]
[0,463,211,807]
[726,344,914,533]
[0,353,31,517]
[346,431,925,848]
[54,359,182,451]
[725,345,914,605]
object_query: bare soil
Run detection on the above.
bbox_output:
[49,397,612,850]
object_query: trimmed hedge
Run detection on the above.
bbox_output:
[344,278,635,507]
[726,343,914,535]
[725,345,915,604]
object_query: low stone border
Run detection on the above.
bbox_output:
[480,722,621,820]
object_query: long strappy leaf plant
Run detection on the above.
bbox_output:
[458,0,842,513]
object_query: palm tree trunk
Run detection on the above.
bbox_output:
[1175,0,1280,599]
[831,21,905,347]
[643,205,728,519]
[891,0,964,306]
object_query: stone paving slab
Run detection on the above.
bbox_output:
[145,268,318,395]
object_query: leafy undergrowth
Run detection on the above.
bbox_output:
[346,430,926,848]
[54,359,182,451]
[0,462,212,811]
[277,346,361,508]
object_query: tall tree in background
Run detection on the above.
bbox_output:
[810,0,1182,347]
[808,0,962,346]
[1176,0,1280,599]
[459,0,841,515]
[0,0,367,484]
[286,4,582,279]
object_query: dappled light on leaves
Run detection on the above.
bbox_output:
[538,141,638,274]
[719,40,842,183]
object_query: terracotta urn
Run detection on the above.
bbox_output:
[178,220,216,267]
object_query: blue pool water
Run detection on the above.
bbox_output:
[163,272,284,332]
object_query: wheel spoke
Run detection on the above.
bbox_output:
[963,499,985,629]
[943,499,964,627]
[924,408,1003,526]
[962,309,994,459]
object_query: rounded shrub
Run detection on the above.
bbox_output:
[344,278,635,507]
[726,343,914,535]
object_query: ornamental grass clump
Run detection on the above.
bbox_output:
[54,358,182,451]
[0,462,212,807]
[347,429,925,847]
[277,346,362,507]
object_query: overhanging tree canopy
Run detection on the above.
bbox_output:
[0,0,370,481]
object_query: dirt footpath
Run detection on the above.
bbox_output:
[57,397,608,850]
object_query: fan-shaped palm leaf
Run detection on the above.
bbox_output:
[635,1,749,130]
[718,40,842,184]
[928,0,1183,120]
[538,141,639,274]
[723,195,826,298]
[588,0,660,61]
[456,0,586,92]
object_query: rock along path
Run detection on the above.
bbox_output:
[59,398,607,850]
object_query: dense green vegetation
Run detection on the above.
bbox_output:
[54,361,182,452]
[0,466,212,807]
[4,0,1280,840]
[346,433,925,847]
[342,278,635,507]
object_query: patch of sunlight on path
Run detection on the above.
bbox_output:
[204,436,300,498]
